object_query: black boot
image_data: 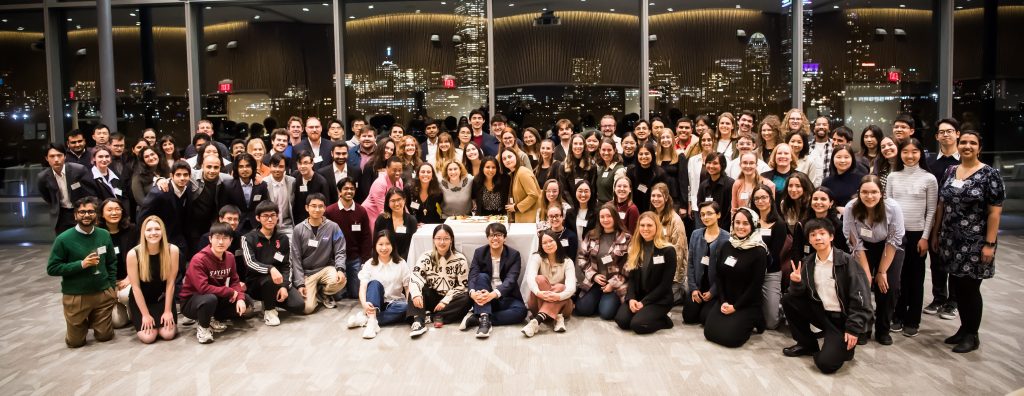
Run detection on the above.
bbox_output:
[952,333,979,353]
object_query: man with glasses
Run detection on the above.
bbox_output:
[924,118,962,321]
[325,177,372,299]
[46,196,118,348]
[241,200,305,327]
[290,193,348,314]
[39,143,98,235]
[461,223,528,338]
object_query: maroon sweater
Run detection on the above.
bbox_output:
[325,201,373,263]
[179,246,244,301]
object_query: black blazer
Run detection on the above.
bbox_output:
[468,244,523,301]
[624,245,677,307]
[565,206,598,239]
[219,178,270,234]
[37,163,98,214]
[293,138,334,171]
[92,171,127,203]
[316,162,362,206]
[291,171,332,225]
[138,184,192,251]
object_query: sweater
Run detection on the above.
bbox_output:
[822,169,865,208]
[409,251,469,304]
[524,253,577,301]
[324,201,373,263]
[47,226,118,295]
[178,246,244,301]
[885,165,938,232]
[714,244,767,310]
[289,219,347,288]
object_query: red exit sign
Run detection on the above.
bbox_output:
[888,71,901,83]
[442,75,456,89]
[218,82,233,93]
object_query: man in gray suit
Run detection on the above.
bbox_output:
[265,153,296,237]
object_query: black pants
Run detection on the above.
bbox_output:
[703,301,760,348]
[781,293,855,374]
[950,275,983,335]
[55,207,75,235]
[182,293,252,328]
[614,302,672,334]
[863,241,903,335]
[406,288,471,324]
[250,274,305,314]
[929,247,957,307]
[895,231,926,327]
[682,294,715,325]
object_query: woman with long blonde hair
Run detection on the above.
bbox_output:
[649,183,689,303]
[127,215,179,343]
[614,212,677,334]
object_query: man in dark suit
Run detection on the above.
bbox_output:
[38,143,99,235]
[317,143,361,206]
[138,160,194,255]
[420,119,442,163]
[461,223,528,338]
[64,130,94,168]
[468,109,499,157]
[182,120,229,159]
[291,151,332,225]
[293,117,334,171]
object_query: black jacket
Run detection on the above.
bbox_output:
[37,163,98,214]
[293,138,334,171]
[219,178,270,235]
[468,245,523,301]
[316,161,362,206]
[625,245,677,307]
[291,171,332,225]
[240,227,291,284]
[790,248,873,335]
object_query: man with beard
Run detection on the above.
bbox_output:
[809,116,834,179]
[65,129,94,168]
[294,117,334,171]
[317,143,361,205]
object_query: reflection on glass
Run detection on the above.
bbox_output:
[0,10,48,167]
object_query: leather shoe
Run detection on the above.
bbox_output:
[944,332,965,345]
[783,344,818,357]
[952,333,980,353]
[876,332,893,346]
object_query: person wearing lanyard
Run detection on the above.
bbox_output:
[748,186,788,331]
[461,223,528,338]
[373,188,418,262]
[781,218,872,374]
[406,163,444,225]
[843,175,905,346]
[614,212,677,334]
[683,201,730,325]
[704,207,768,348]
[575,204,632,321]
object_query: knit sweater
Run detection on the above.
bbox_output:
[409,250,469,304]
[47,226,117,295]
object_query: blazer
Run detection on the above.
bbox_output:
[790,248,873,335]
[686,228,730,296]
[468,244,524,301]
[138,184,193,251]
[565,206,598,240]
[508,166,542,223]
[477,133,500,157]
[293,138,334,171]
[37,163,98,214]
[219,178,270,234]
[291,171,332,225]
[624,245,677,307]
[316,161,362,206]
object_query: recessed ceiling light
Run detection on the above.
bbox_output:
[205,6,211,10]
[135,22,140,26]
[415,9,421,13]
[508,3,514,6]
[253,15,260,19]
[368,4,374,9]
[129,13,136,16]
[736,4,742,8]
[76,24,81,29]
[322,2,329,6]
[1,19,6,23]
[899,4,906,7]
[667,7,673,11]
[610,8,615,11]
[649,2,655,5]
[18,27,24,31]
[956,5,963,9]
[349,15,356,19]
[441,1,446,4]
[67,18,73,22]
[302,7,310,12]
[833,5,840,9]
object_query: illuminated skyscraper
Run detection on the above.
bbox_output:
[744,32,770,108]
[454,0,488,109]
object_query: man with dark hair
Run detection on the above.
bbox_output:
[179,222,252,344]
[195,205,243,273]
[139,160,194,255]
[420,119,442,162]
[344,117,367,148]
[108,132,128,177]
[242,200,305,326]
[809,116,833,179]
[892,114,916,145]
[290,193,348,314]
[781,218,872,374]
[39,143,98,234]
[185,154,228,255]
[219,153,269,234]
[676,117,696,153]
[291,151,331,225]
[326,118,346,143]
[924,117,962,320]
[461,222,528,338]
[737,111,756,136]
[264,129,293,168]
[92,124,111,147]
[317,143,361,205]
[294,116,334,171]
[348,126,377,171]
[266,153,296,236]
[64,129,94,168]
[469,109,499,156]
[490,114,508,138]
[46,196,118,348]
[324,177,372,300]
[831,126,854,147]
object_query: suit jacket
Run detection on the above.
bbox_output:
[138,184,193,252]
[291,171,331,225]
[468,245,523,300]
[316,161,362,206]
[37,163,98,214]
[91,167,128,209]
[293,138,334,171]
[219,178,270,234]
[477,133,500,157]
[509,166,542,223]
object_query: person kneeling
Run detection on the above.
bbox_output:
[521,230,576,337]
[126,216,179,343]
[703,207,767,348]
[347,230,412,339]
[782,218,872,374]
[461,223,528,338]
[614,212,676,334]
[242,201,305,326]
[179,222,252,344]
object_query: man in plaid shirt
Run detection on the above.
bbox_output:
[810,116,834,179]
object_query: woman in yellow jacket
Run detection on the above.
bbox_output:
[502,148,542,223]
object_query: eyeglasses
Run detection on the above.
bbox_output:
[76,210,96,215]
[937,129,957,135]
[433,237,451,242]
[487,233,506,239]
[547,214,563,219]
[259,213,278,220]
[753,195,770,201]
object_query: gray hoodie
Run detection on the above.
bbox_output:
[289,218,347,289]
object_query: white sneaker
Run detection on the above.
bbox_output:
[521,318,540,338]
[209,319,228,332]
[196,326,214,344]
[264,309,281,326]
[458,311,475,331]
[347,311,368,329]
[180,316,195,326]
[553,314,567,332]
[362,317,380,339]
[321,295,337,309]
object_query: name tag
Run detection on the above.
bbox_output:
[740,192,749,200]
[618,212,626,219]
[859,227,872,239]
[950,179,965,189]
[71,182,81,190]
[273,252,284,262]
[253,194,262,201]
[653,255,665,264]
[637,184,648,193]
[724,256,737,267]
[299,185,308,192]
[410,201,421,210]
[352,224,362,232]
[602,171,609,178]
[803,246,810,254]
[113,188,122,196]
[601,255,612,264]
[314,156,323,164]
[113,246,120,255]
[701,256,710,266]
[96,246,107,255]
[396,226,408,234]
[760,228,772,237]
[575,178,583,185]
[560,239,569,247]
[308,239,319,248]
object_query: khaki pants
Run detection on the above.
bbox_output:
[62,288,116,348]
[303,266,346,314]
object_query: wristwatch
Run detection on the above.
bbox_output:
[983,240,997,248]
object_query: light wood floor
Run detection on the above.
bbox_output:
[1,238,1023,395]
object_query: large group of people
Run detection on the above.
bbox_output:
[43,110,1003,374]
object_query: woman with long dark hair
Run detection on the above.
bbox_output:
[534,139,561,186]
[130,146,169,212]
[521,229,577,337]
[99,198,137,329]
[872,136,899,194]
[373,188,418,260]
[406,163,443,224]
[565,180,598,239]
[471,157,509,216]
[611,176,640,233]
[822,145,866,209]
[696,152,734,231]
[683,201,730,325]
[626,141,666,213]
[594,138,625,205]
[857,125,882,173]
[657,128,689,218]
[575,204,631,320]
[557,134,597,203]
[408,224,470,337]
[503,148,542,224]
[346,230,411,339]
[748,186,788,331]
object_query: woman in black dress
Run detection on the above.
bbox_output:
[703,207,768,348]
[127,215,180,343]
[406,163,444,224]
[471,157,509,216]
[374,188,418,260]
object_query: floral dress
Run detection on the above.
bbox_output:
[937,165,1005,279]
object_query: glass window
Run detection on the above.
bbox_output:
[63,8,102,139]
[494,3,640,133]
[0,10,48,167]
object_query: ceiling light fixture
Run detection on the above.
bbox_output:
[302,7,310,12]
[667,7,673,11]
[509,3,514,6]
[67,18,73,22]
[17,27,24,31]
[205,6,211,10]
[610,8,615,11]
[253,15,260,19]
[349,15,356,19]
[368,5,374,9]
[129,13,136,16]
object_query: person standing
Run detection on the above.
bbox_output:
[46,197,118,348]
[925,118,962,320]
[38,143,98,235]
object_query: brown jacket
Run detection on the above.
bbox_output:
[508,166,541,223]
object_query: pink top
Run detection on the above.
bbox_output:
[362,172,403,226]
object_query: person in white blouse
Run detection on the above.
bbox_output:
[521,230,577,337]
[346,230,412,339]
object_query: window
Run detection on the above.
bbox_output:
[0,10,47,167]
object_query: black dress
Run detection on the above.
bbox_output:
[406,186,443,225]
[374,213,418,261]
[129,251,177,331]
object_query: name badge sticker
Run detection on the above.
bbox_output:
[724,256,737,267]
[308,239,319,248]
[601,255,613,264]
[653,255,665,264]
[396,226,408,234]
[96,246,107,255]
[299,185,308,192]
[352,224,362,232]
[273,252,285,262]
[701,256,710,266]
[410,201,421,210]
[71,182,81,190]
[859,227,872,239]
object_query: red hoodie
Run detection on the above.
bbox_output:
[179,246,244,301]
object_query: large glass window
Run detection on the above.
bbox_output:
[344,0,488,132]
[494,2,640,132]
[0,10,48,168]
[63,8,102,138]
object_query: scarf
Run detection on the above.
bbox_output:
[729,207,768,251]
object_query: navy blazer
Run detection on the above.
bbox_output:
[469,244,523,300]
[478,133,500,157]
[138,184,192,252]
[37,163,98,214]
[293,138,334,171]
[219,178,270,234]
[316,161,362,206]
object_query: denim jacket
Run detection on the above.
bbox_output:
[686,228,730,296]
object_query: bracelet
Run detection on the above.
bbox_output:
[983,240,997,248]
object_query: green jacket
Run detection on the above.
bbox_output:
[47,226,117,295]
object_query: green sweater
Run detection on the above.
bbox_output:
[47,226,117,295]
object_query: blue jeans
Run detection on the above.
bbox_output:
[337,258,362,299]
[469,273,528,326]
[365,280,408,326]
[574,286,621,320]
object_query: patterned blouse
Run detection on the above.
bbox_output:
[937,164,1005,279]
